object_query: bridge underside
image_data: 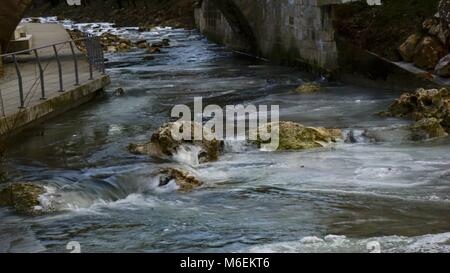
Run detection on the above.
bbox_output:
[195,0,364,72]
[0,0,34,53]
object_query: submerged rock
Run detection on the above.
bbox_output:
[143,55,155,61]
[344,129,358,143]
[159,168,203,192]
[135,39,149,49]
[252,121,342,151]
[114,87,125,96]
[0,183,46,215]
[151,39,170,48]
[147,47,161,54]
[128,121,223,163]
[295,83,321,93]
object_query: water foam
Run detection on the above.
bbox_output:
[172,144,202,166]
[248,232,450,253]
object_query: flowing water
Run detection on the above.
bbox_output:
[1,21,450,253]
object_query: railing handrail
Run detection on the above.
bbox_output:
[0,37,91,58]
[0,34,105,113]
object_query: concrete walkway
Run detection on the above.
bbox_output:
[0,23,110,136]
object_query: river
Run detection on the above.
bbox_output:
[1,20,450,253]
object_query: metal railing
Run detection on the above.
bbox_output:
[0,34,105,110]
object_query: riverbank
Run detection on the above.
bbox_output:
[334,0,440,61]
[27,0,196,29]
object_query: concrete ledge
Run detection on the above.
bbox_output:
[0,75,110,137]
[336,37,441,90]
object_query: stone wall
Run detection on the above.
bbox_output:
[195,1,250,52]
[0,45,3,78]
[195,0,347,72]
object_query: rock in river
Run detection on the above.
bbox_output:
[383,88,450,140]
[0,183,46,215]
[135,39,149,49]
[384,88,449,120]
[147,47,161,54]
[128,121,223,163]
[295,82,321,93]
[143,55,155,61]
[411,117,448,140]
[159,168,203,192]
[251,121,342,151]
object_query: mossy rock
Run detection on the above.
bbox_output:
[295,83,321,93]
[251,121,342,151]
[159,168,203,192]
[128,121,223,163]
[411,117,448,140]
[0,183,45,215]
[384,88,450,132]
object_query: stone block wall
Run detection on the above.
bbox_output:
[195,0,348,72]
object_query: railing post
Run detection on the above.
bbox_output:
[53,45,64,92]
[12,54,25,108]
[100,37,106,74]
[34,49,46,100]
[87,36,93,80]
[95,36,100,71]
[69,41,79,86]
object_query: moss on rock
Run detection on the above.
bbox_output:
[128,121,223,163]
[159,168,203,192]
[411,117,448,140]
[295,83,322,93]
[252,121,342,151]
[384,87,450,140]
[0,182,45,215]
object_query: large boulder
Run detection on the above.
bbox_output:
[385,88,449,120]
[383,88,450,139]
[413,36,446,70]
[398,34,422,62]
[435,54,450,77]
[423,18,450,46]
[411,117,448,140]
[0,183,45,215]
[251,121,342,151]
[159,168,203,192]
[128,121,223,163]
